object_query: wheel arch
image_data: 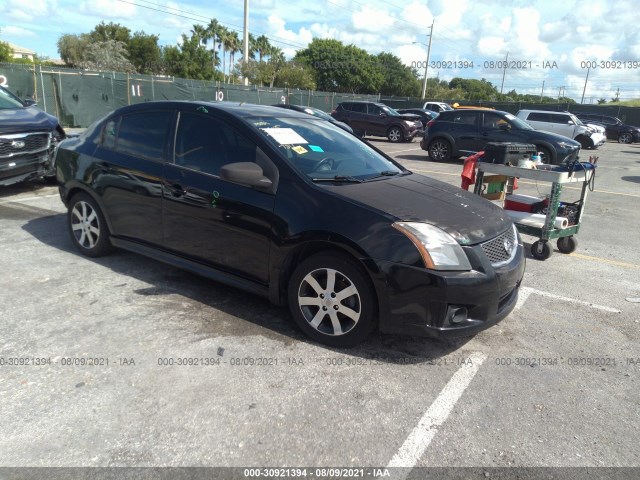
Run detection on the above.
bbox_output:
[271,237,383,314]
[63,181,114,234]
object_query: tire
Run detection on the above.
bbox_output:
[67,192,113,257]
[387,126,403,143]
[287,252,376,348]
[576,136,592,149]
[531,240,552,261]
[428,138,452,161]
[557,236,578,254]
[618,132,633,144]
[536,146,552,165]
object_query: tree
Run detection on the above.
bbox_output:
[89,22,131,44]
[128,31,161,74]
[84,40,134,72]
[57,33,90,67]
[295,39,384,93]
[254,35,271,63]
[224,30,241,82]
[449,78,500,101]
[160,33,220,80]
[597,98,607,104]
[375,52,421,97]
[274,61,316,90]
[0,41,12,63]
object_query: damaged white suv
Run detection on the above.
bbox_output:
[516,109,606,150]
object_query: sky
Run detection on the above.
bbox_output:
[1,0,640,102]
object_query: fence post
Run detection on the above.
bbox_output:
[127,73,131,105]
[39,65,47,113]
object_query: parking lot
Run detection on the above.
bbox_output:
[1,139,639,474]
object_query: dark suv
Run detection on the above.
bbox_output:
[331,101,421,142]
[573,112,640,144]
[0,86,66,186]
[421,108,581,164]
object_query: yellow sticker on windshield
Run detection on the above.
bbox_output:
[292,146,308,154]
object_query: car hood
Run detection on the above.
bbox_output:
[524,128,581,146]
[0,107,60,135]
[398,113,421,121]
[322,173,513,245]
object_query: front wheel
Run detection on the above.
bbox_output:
[536,146,552,165]
[428,138,452,161]
[67,192,113,257]
[287,252,376,348]
[387,126,403,143]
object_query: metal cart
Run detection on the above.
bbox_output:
[473,163,595,261]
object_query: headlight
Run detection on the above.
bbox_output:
[404,120,415,127]
[392,222,472,271]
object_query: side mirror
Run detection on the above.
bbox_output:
[220,162,272,190]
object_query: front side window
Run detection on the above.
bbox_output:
[174,112,274,183]
[114,111,172,161]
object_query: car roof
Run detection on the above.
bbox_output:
[517,109,573,114]
[107,101,309,119]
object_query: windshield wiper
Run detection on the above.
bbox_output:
[311,175,363,183]
[364,170,402,181]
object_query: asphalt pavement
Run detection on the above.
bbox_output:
[0,139,638,477]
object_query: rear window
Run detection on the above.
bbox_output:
[114,111,173,161]
[527,112,550,122]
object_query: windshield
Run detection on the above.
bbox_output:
[570,114,585,126]
[252,117,404,181]
[0,87,25,110]
[381,106,400,116]
[505,113,534,130]
[305,107,333,121]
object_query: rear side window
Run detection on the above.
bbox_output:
[113,111,172,161]
[550,114,571,124]
[527,112,550,122]
[451,112,477,126]
[350,103,367,113]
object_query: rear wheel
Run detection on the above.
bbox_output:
[287,252,376,348]
[387,126,403,143]
[428,138,452,161]
[618,132,633,144]
[67,192,113,257]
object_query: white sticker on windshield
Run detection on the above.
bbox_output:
[262,128,308,145]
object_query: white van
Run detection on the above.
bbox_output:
[516,110,605,149]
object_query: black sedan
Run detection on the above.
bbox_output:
[0,86,66,186]
[271,103,354,133]
[55,101,525,347]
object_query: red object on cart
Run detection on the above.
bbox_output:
[461,151,518,191]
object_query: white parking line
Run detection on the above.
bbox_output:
[386,146,424,154]
[387,352,487,477]
[516,286,621,313]
[0,193,59,205]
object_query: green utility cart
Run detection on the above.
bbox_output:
[473,162,595,261]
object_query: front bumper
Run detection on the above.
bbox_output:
[374,242,525,338]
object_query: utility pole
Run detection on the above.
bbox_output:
[540,80,545,100]
[580,67,590,104]
[420,21,434,100]
[243,0,249,86]
[500,51,509,94]
[558,86,564,101]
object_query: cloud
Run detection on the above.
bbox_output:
[78,0,136,19]
[1,26,36,37]
[351,6,395,33]
[0,0,55,21]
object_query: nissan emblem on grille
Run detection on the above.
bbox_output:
[11,140,26,149]
[503,238,514,255]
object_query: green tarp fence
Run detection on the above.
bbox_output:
[2,63,640,127]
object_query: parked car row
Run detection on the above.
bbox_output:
[574,112,640,144]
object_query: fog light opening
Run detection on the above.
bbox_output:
[448,306,468,325]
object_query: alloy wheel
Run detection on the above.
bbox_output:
[71,201,101,249]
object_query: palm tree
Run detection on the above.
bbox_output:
[205,19,221,72]
[254,34,271,63]
[224,30,241,82]
[190,24,207,45]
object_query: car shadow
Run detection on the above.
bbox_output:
[621,151,640,155]
[396,154,428,161]
[0,178,53,199]
[21,212,472,363]
[621,176,640,184]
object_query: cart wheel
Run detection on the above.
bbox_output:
[531,240,552,260]
[557,236,578,254]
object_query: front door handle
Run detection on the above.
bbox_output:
[167,183,186,197]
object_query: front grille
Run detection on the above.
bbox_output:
[0,132,51,158]
[481,226,517,266]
